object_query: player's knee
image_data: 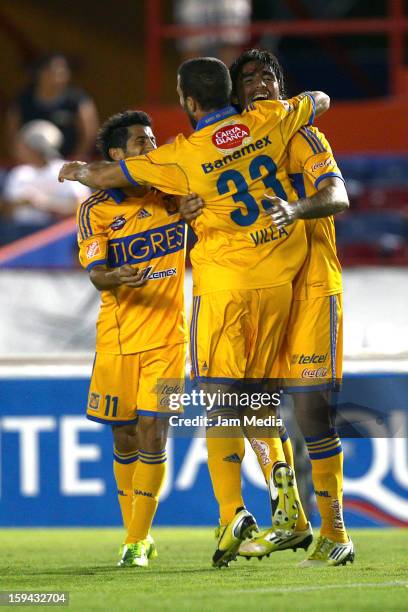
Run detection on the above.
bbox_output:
[293,391,333,438]
[112,423,138,454]
[137,416,169,451]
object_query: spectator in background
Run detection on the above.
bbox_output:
[174,0,251,67]
[0,120,91,245]
[5,52,99,160]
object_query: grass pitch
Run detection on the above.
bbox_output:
[1,528,407,611]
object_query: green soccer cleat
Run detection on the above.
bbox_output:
[269,462,299,534]
[299,535,355,567]
[117,541,149,568]
[145,533,158,560]
[118,533,157,563]
[212,508,259,568]
[239,522,313,559]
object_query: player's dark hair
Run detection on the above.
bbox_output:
[96,110,152,160]
[229,49,286,105]
[178,57,232,111]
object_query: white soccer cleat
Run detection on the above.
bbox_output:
[239,522,313,558]
[299,535,355,567]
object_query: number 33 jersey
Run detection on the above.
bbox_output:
[120,97,315,295]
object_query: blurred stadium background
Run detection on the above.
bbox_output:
[0,0,407,533]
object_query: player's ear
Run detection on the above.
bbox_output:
[109,147,125,161]
[186,96,197,114]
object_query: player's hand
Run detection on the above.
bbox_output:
[179,193,204,223]
[58,161,87,182]
[106,264,148,288]
[264,194,299,229]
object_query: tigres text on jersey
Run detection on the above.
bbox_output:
[77,187,187,354]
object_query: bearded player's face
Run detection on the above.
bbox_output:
[236,60,280,109]
[177,75,197,129]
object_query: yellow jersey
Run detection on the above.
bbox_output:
[287,126,344,300]
[120,96,316,295]
[77,188,187,354]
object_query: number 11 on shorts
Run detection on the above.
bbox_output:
[104,395,119,417]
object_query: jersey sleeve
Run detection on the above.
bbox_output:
[288,127,345,190]
[77,193,109,271]
[119,139,190,196]
[279,94,316,146]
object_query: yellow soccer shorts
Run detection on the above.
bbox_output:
[281,293,343,391]
[86,342,186,425]
[190,285,292,381]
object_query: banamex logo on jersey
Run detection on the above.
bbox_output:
[212,123,251,151]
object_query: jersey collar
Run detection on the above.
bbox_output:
[195,106,239,131]
[106,188,126,203]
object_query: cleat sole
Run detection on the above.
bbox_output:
[271,465,299,534]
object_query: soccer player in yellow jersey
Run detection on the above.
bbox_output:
[229,49,354,566]
[77,110,190,568]
[60,57,330,567]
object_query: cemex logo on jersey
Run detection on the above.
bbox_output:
[291,353,327,365]
[141,266,177,281]
[86,240,101,259]
[212,123,251,152]
[110,216,126,231]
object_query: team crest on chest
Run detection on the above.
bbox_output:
[110,215,126,230]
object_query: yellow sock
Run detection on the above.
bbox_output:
[280,430,309,531]
[248,434,285,483]
[113,448,139,530]
[206,431,245,526]
[125,448,167,544]
[306,430,348,543]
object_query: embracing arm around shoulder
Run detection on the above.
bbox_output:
[58,160,137,191]
[306,91,330,118]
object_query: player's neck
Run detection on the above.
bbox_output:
[196,107,225,122]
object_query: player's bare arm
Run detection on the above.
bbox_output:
[90,264,148,290]
[299,91,330,117]
[265,176,349,229]
[59,160,130,190]
[179,193,204,223]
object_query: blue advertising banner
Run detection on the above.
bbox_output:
[0,374,407,528]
